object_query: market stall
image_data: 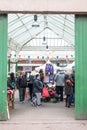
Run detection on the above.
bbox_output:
[35,60,62,73]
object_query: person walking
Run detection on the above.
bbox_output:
[33,74,43,106]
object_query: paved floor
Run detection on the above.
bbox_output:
[0,91,87,130]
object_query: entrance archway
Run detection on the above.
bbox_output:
[0,1,87,120]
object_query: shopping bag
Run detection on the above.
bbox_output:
[49,90,56,95]
[42,85,50,97]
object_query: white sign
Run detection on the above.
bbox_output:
[23,66,32,72]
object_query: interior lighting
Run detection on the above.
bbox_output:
[42,36,47,45]
[32,15,40,27]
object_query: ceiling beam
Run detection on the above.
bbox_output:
[21,46,74,51]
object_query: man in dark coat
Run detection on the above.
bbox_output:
[28,72,35,101]
[16,71,27,103]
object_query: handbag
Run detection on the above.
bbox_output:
[42,85,50,97]
[66,79,73,87]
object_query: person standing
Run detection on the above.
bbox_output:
[16,71,27,103]
[7,72,16,90]
[65,74,74,107]
[54,70,65,101]
[33,74,43,106]
[7,72,16,108]
[28,71,35,101]
[69,69,75,104]
[39,69,44,83]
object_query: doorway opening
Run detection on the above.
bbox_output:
[7,13,75,119]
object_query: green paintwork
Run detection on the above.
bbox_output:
[75,15,87,119]
[0,14,8,120]
[16,62,18,73]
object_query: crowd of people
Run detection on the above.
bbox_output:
[7,68,75,108]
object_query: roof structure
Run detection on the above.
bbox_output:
[8,14,75,56]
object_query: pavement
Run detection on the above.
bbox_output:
[0,90,87,130]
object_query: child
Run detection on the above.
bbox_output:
[65,75,73,108]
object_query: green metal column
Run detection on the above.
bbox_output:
[0,14,8,120]
[75,15,87,119]
[15,62,18,73]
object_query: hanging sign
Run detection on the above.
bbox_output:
[56,56,59,60]
[42,56,44,60]
[14,54,16,57]
[23,54,26,58]
[71,55,73,57]
[10,54,12,58]
[47,56,49,59]
[18,55,21,58]
[37,56,39,59]
[28,55,30,59]
[66,55,68,58]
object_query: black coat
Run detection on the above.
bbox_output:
[33,79,43,93]
[65,74,73,95]
[29,75,35,84]
[16,75,27,88]
[65,84,73,95]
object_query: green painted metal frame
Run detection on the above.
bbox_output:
[75,15,87,119]
[0,13,87,120]
[15,62,18,73]
[0,14,8,120]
